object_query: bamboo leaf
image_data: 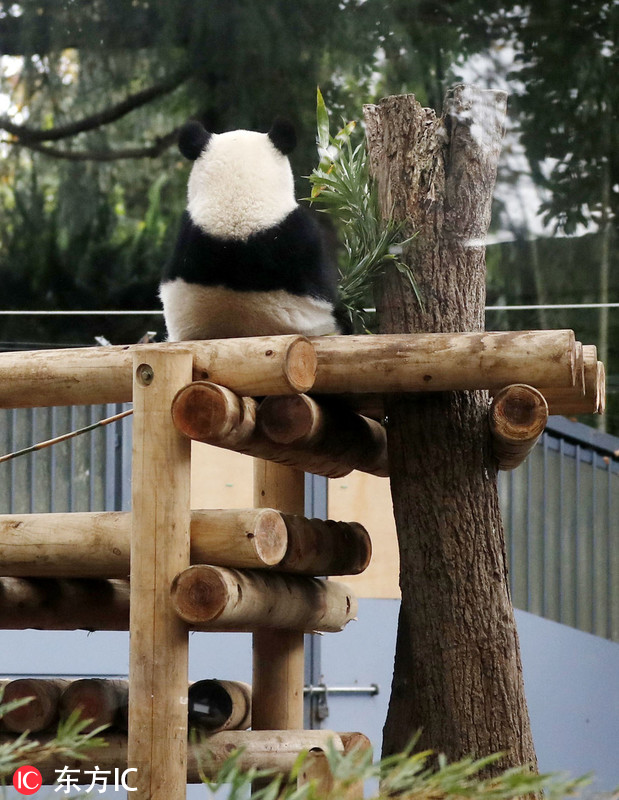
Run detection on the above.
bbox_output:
[315,87,330,153]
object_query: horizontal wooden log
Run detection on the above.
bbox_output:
[59,678,128,733]
[0,509,287,577]
[490,385,549,471]
[173,381,381,478]
[310,331,578,393]
[542,347,605,415]
[257,394,388,477]
[0,577,130,630]
[0,509,368,578]
[0,336,316,408]
[171,565,357,632]
[279,515,372,576]
[1,678,69,733]
[188,679,252,732]
[0,730,345,784]
[298,731,372,798]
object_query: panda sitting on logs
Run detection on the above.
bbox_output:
[160,118,349,341]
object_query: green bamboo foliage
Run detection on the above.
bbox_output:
[307,88,421,333]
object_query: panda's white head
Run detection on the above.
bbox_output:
[178,118,298,241]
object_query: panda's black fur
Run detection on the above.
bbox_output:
[164,207,340,300]
[160,118,348,341]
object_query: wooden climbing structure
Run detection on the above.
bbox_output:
[0,330,605,799]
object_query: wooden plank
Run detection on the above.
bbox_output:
[252,460,305,731]
[0,730,345,784]
[311,330,578,393]
[128,346,193,799]
[171,565,357,631]
[0,335,316,408]
[0,509,369,577]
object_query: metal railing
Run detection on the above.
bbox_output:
[499,417,618,642]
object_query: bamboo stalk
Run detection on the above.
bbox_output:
[172,381,380,478]
[490,385,549,471]
[0,335,316,408]
[128,347,193,799]
[257,394,388,477]
[0,730,345,784]
[0,577,130,630]
[310,331,578,393]
[1,678,69,733]
[252,461,305,732]
[59,679,128,733]
[170,565,357,632]
[0,509,368,577]
[188,679,252,732]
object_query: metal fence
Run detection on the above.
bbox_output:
[499,417,618,643]
[0,404,132,514]
[0,407,616,642]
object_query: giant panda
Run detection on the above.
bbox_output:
[159,117,348,341]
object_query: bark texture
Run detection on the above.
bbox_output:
[364,88,538,772]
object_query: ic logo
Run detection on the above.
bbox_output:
[13,766,43,795]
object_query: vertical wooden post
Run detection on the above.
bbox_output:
[252,460,305,730]
[128,348,193,799]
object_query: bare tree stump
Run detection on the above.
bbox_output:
[364,88,538,773]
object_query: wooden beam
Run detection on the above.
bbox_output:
[542,346,605,415]
[0,576,130,630]
[252,461,305,732]
[489,385,549,471]
[0,730,345,784]
[172,381,382,478]
[310,331,578,393]
[170,565,357,632]
[0,335,316,408]
[279,515,371,576]
[128,346,193,799]
[0,509,369,577]
[0,508,287,577]
[1,678,68,733]
[59,678,128,733]
[257,394,388,477]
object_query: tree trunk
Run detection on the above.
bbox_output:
[364,88,538,773]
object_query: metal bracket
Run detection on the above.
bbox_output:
[303,683,380,724]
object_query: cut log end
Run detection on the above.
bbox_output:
[490,384,549,471]
[491,384,548,441]
[170,565,229,624]
[251,508,289,566]
[258,394,318,444]
[284,337,318,394]
[172,382,241,442]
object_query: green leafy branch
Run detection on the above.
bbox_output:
[307,88,421,333]
[192,736,591,799]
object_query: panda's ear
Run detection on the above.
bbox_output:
[268,117,297,155]
[178,121,212,160]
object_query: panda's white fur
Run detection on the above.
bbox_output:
[160,280,338,341]
[187,129,297,240]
